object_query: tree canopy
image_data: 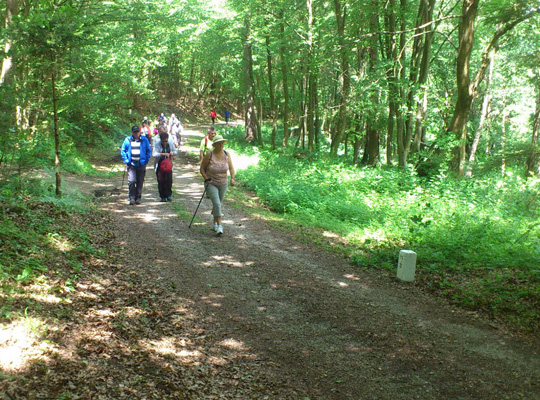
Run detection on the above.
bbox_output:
[1,0,540,178]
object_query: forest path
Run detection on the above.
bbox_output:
[65,125,540,399]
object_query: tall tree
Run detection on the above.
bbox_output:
[466,50,495,177]
[306,0,317,151]
[0,0,18,86]
[447,0,480,176]
[242,10,259,143]
[526,69,540,176]
[364,0,380,165]
[330,0,350,156]
[406,0,436,163]
[279,10,290,148]
[448,0,540,176]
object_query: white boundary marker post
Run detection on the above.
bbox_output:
[397,250,417,282]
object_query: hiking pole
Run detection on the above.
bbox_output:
[121,167,126,188]
[189,179,211,229]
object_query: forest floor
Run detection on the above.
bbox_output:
[2,125,540,400]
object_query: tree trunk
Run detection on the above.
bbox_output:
[466,50,495,177]
[400,0,435,166]
[447,0,480,176]
[242,11,258,142]
[501,96,508,176]
[51,60,62,197]
[257,78,263,147]
[448,2,538,176]
[330,0,350,156]
[0,0,19,86]
[384,0,398,166]
[265,30,277,150]
[353,119,364,165]
[280,12,290,148]
[412,0,435,154]
[298,75,307,149]
[365,1,380,165]
[526,73,540,177]
[306,0,317,152]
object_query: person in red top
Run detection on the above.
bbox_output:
[210,109,217,125]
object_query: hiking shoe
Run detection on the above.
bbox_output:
[213,222,218,232]
[135,198,141,204]
[216,225,223,235]
[167,196,172,201]
[160,198,167,202]
[129,199,135,205]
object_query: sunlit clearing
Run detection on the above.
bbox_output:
[0,320,51,372]
[47,232,74,252]
[219,338,246,350]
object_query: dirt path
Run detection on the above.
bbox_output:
[58,125,540,399]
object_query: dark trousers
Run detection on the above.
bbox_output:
[157,171,173,198]
[127,164,146,201]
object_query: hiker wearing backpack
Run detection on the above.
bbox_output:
[153,132,177,202]
[199,135,236,235]
[121,126,152,205]
[199,127,216,162]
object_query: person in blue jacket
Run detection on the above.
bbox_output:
[121,125,152,205]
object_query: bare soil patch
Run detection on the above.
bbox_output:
[3,125,540,399]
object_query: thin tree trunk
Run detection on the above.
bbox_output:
[280,12,290,148]
[51,60,61,197]
[526,72,540,177]
[501,97,507,176]
[298,75,307,149]
[243,11,258,142]
[330,0,350,156]
[384,0,398,166]
[0,0,18,86]
[257,79,263,146]
[466,50,495,177]
[353,120,363,165]
[412,0,435,154]
[265,29,277,150]
[306,0,316,151]
[400,0,435,166]
[315,78,321,149]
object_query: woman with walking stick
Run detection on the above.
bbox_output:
[199,135,235,235]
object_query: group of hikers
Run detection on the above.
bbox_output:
[120,120,235,235]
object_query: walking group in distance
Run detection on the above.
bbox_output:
[120,112,235,235]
